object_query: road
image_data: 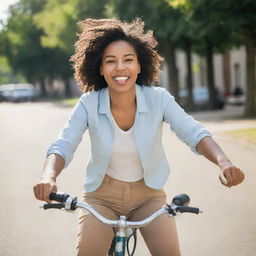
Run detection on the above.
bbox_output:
[0,102,255,256]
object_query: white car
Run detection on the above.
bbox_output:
[179,87,226,110]
[0,83,38,102]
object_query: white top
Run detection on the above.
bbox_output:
[106,117,144,182]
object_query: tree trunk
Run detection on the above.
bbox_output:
[39,77,46,97]
[64,77,72,98]
[205,38,216,109]
[185,39,195,111]
[164,38,179,102]
[222,53,231,97]
[244,28,256,117]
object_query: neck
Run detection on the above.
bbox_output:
[109,88,136,110]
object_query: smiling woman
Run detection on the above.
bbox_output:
[34,17,245,256]
[70,18,162,92]
[100,40,141,94]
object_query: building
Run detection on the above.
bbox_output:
[161,46,248,97]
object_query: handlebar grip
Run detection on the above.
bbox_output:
[49,192,69,203]
[176,206,200,214]
[172,194,190,206]
[43,203,65,210]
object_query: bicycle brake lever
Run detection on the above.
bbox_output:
[165,204,176,216]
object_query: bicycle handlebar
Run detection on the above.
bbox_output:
[43,192,77,210]
[42,192,201,228]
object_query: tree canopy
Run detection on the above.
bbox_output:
[0,0,255,115]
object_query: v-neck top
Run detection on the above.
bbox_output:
[106,117,143,182]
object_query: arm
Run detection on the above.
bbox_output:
[33,154,64,203]
[196,137,245,187]
[162,89,211,153]
[33,97,89,202]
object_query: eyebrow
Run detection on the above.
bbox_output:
[104,53,136,59]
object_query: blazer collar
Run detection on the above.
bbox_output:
[136,84,148,113]
[98,84,148,115]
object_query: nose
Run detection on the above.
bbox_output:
[116,60,125,70]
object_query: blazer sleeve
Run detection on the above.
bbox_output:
[162,89,211,153]
[46,98,88,168]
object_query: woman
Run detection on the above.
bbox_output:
[33,18,244,256]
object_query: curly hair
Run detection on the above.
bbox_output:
[70,18,163,92]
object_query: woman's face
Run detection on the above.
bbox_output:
[100,40,141,94]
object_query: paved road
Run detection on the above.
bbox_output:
[0,102,255,256]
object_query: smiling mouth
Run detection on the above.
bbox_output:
[114,76,129,81]
[113,76,129,85]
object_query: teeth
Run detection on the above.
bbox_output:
[114,76,128,81]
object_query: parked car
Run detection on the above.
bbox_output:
[226,86,245,105]
[179,87,226,111]
[0,85,13,102]
[0,90,7,102]
[0,83,38,102]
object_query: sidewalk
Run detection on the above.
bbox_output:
[192,105,256,133]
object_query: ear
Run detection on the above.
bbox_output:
[138,63,141,74]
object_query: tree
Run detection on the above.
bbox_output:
[171,0,256,115]
[166,0,198,110]
[0,0,54,95]
[33,0,110,96]
[0,56,25,84]
[0,0,80,97]
[228,0,256,117]
[33,0,79,96]
[168,0,236,109]
[110,0,184,101]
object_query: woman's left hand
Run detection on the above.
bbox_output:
[218,164,245,187]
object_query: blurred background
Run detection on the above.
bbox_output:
[1,1,256,255]
[0,0,255,115]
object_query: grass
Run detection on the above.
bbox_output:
[225,128,256,145]
[39,96,79,107]
[59,97,78,106]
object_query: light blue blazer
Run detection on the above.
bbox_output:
[47,85,211,192]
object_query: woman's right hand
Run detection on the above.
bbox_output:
[33,178,57,203]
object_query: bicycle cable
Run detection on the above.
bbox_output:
[127,228,137,256]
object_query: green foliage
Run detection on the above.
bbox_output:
[0,56,25,84]
[34,0,111,54]
[1,11,44,81]
[110,0,183,53]
[75,0,110,19]
[0,0,75,92]
[34,0,77,54]
[168,0,256,114]
[1,0,255,100]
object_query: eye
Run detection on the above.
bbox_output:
[125,58,133,62]
[106,59,115,64]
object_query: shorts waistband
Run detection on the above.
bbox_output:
[103,175,145,186]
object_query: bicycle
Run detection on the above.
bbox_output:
[42,192,202,256]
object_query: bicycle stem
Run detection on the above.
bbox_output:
[115,216,127,256]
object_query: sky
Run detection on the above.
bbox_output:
[0,0,19,22]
